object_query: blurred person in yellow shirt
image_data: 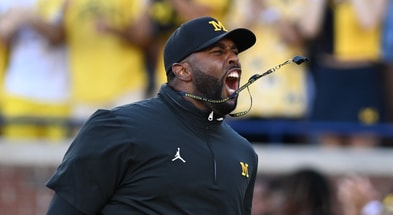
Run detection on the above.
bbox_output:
[309,0,387,147]
[229,0,310,118]
[57,0,150,122]
[0,0,71,141]
[225,0,324,142]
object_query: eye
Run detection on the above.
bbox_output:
[211,48,224,55]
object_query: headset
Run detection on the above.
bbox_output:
[179,56,309,117]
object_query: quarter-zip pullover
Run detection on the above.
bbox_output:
[46,84,258,215]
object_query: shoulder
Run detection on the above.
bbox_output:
[77,97,172,137]
[109,97,171,121]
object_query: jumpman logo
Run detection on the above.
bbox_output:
[172,147,186,163]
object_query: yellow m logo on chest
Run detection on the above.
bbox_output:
[208,20,228,32]
[240,162,249,178]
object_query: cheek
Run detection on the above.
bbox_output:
[200,61,222,78]
[189,55,224,78]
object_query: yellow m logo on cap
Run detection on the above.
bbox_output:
[240,162,249,178]
[208,20,228,32]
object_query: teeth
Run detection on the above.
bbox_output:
[228,71,239,78]
[226,71,240,96]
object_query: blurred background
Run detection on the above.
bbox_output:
[0,0,393,214]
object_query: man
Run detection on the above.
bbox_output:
[46,16,258,215]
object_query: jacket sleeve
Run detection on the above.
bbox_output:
[46,194,85,215]
[46,109,133,214]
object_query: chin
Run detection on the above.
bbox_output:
[213,99,237,116]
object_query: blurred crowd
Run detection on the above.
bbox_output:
[1,1,393,214]
[251,168,393,215]
[0,0,392,147]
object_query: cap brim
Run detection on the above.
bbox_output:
[195,28,256,53]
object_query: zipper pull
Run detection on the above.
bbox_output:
[208,111,214,121]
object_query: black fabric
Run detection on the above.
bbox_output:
[47,194,85,215]
[46,84,258,215]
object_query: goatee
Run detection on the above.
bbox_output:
[192,65,237,115]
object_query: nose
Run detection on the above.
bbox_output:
[228,51,240,67]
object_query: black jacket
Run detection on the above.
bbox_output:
[46,84,258,215]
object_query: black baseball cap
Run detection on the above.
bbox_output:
[163,16,256,74]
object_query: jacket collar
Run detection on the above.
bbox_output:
[158,84,225,123]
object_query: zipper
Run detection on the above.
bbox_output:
[208,111,214,121]
[205,125,217,184]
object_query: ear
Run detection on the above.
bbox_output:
[172,63,192,81]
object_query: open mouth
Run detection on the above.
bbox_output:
[225,70,240,96]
